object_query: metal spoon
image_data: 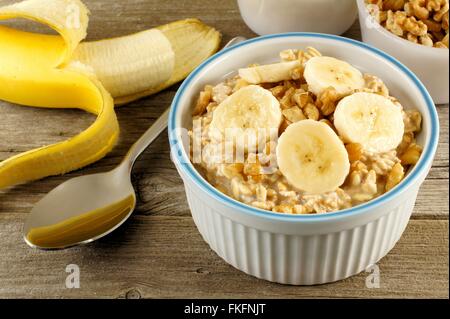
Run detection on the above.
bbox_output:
[23,37,246,249]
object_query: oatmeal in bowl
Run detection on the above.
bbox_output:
[189,47,423,215]
[169,33,438,285]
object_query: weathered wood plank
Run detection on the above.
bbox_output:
[0,0,448,299]
[0,215,447,299]
[0,165,447,219]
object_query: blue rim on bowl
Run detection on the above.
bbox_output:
[168,32,439,223]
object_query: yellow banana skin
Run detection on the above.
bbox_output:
[0,0,119,190]
[0,0,221,190]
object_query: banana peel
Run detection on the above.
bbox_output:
[0,0,221,189]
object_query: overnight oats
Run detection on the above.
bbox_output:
[188,47,423,214]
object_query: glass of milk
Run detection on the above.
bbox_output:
[237,0,358,35]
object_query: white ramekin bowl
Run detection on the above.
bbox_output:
[357,0,449,104]
[168,33,439,285]
[237,0,358,36]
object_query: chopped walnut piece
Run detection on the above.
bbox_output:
[407,32,419,43]
[293,205,313,214]
[193,85,213,116]
[404,16,428,36]
[424,18,442,32]
[279,87,296,109]
[270,85,287,98]
[282,106,306,123]
[273,205,293,214]
[316,87,340,116]
[396,132,415,155]
[400,143,423,165]
[303,103,320,120]
[386,10,407,36]
[405,0,429,20]
[420,33,434,46]
[403,110,422,133]
[243,161,262,176]
[346,143,363,162]
[293,90,313,108]
[385,162,404,191]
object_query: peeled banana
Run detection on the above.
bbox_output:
[72,29,176,100]
[0,0,221,189]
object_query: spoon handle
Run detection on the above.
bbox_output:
[122,36,247,171]
[123,107,170,170]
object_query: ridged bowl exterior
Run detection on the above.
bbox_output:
[180,167,419,285]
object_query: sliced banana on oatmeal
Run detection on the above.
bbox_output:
[334,92,405,153]
[276,120,350,194]
[209,85,282,150]
[304,56,365,96]
[238,60,301,84]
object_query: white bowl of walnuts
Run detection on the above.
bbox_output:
[358,0,449,104]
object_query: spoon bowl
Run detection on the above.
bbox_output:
[24,165,136,249]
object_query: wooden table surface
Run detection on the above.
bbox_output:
[0,0,448,299]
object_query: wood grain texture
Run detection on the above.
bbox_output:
[0,0,448,298]
[0,216,447,299]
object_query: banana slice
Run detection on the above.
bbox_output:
[209,85,282,150]
[304,56,365,96]
[334,92,404,153]
[238,61,301,84]
[276,120,350,194]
